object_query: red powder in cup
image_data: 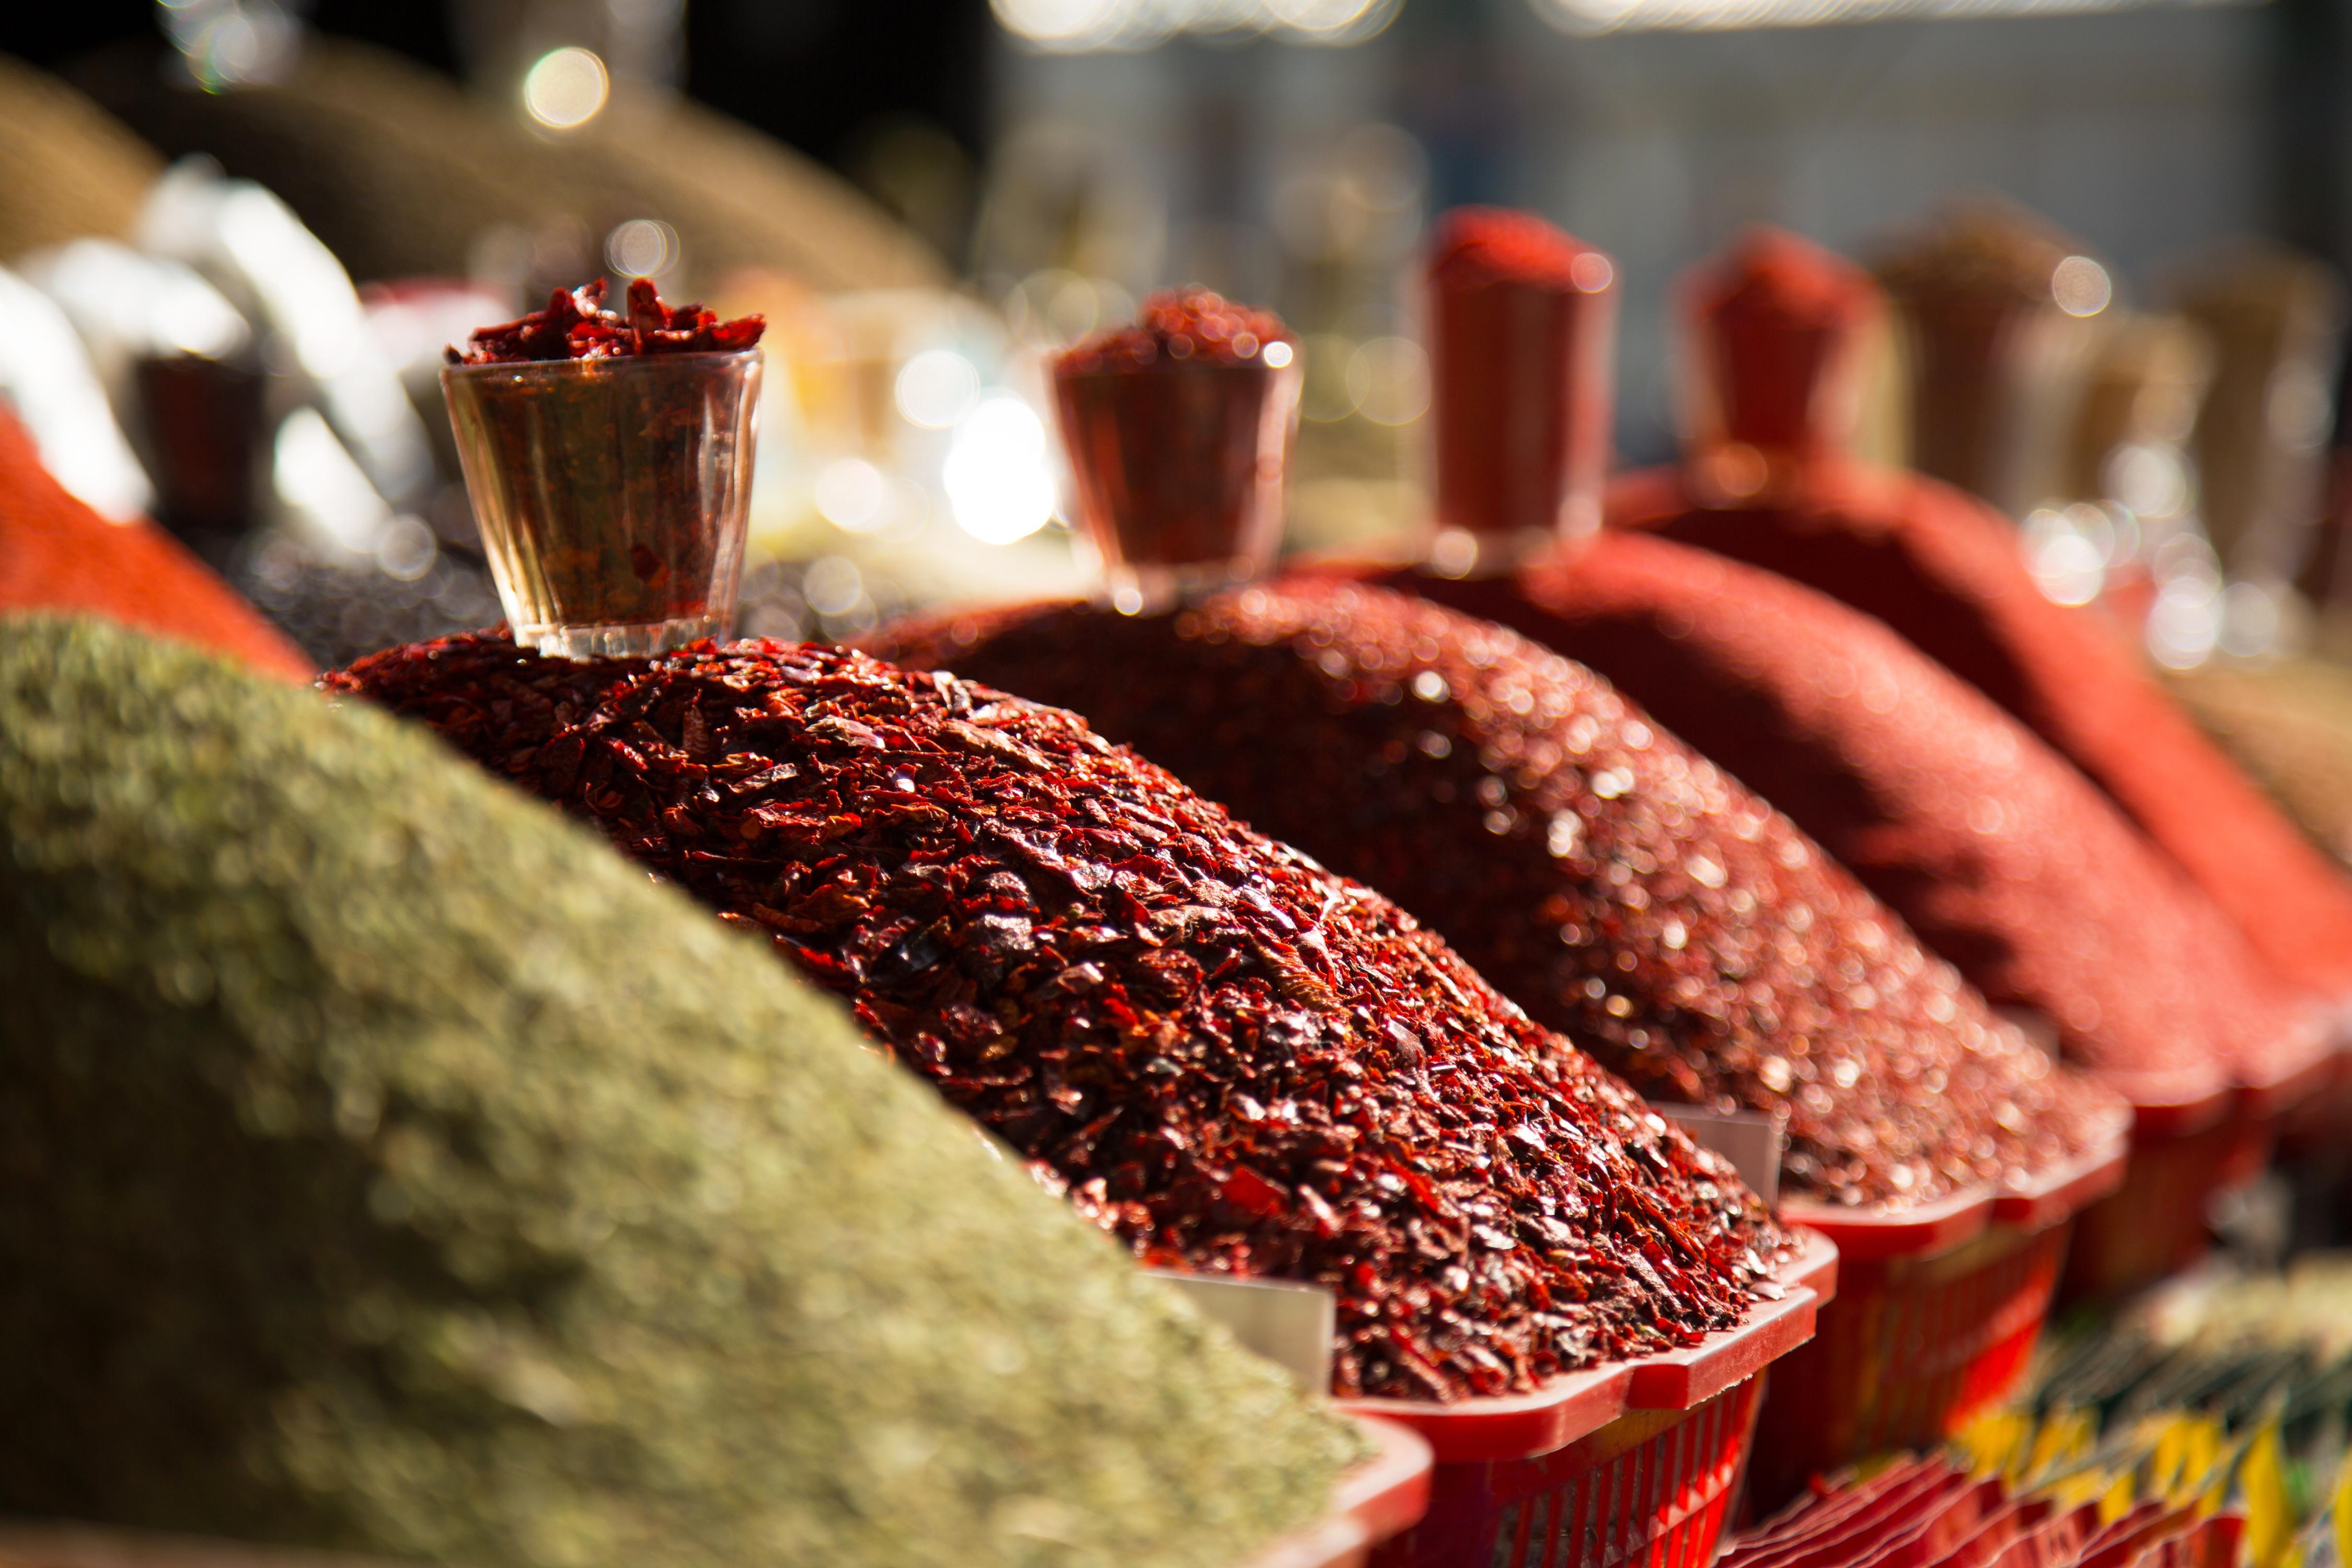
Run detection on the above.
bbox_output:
[1614,225,2352,1005]
[1684,227,1875,462]
[0,405,310,681]
[1426,208,1618,549]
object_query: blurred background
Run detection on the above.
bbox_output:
[7,0,2352,671]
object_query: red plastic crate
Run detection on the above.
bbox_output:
[2060,1031,2338,1308]
[1743,1136,2128,1515]
[1340,1230,1836,1568]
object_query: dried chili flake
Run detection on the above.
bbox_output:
[1415,533,2327,1108]
[1055,287,1294,375]
[873,579,2130,1209]
[329,630,1791,1402]
[448,277,764,365]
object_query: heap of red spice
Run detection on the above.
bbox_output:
[328,631,1790,1402]
[1419,534,2328,1111]
[448,277,764,364]
[1613,226,2352,1006]
[1055,287,1293,374]
[0,404,310,682]
[876,580,2130,1210]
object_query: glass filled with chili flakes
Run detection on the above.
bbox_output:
[442,278,764,660]
[1052,288,1301,615]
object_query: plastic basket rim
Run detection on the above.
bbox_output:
[1238,1415,1434,1568]
[1333,1228,1834,1463]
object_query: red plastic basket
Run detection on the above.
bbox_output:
[1339,1230,1836,1568]
[2060,1042,2337,1306]
[1744,1137,2129,1515]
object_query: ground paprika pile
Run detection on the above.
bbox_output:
[1422,535,2327,1109]
[1609,226,2352,1005]
[0,403,309,679]
[330,630,1791,1402]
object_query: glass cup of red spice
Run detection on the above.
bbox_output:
[1051,289,1301,614]
[442,279,765,659]
[1424,207,1618,578]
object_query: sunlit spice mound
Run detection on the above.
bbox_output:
[448,276,764,364]
[330,631,1790,1402]
[1416,533,2326,1109]
[875,580,2129,1210]
[1617,223,2352,1002]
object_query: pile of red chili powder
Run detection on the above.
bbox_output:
[1610,226,2352,1006]
[329,631,1790,1402]
[1422,533,2328,1111]
[0,404,310,682]
[875,580,2130,1210]
[448,277,764,364]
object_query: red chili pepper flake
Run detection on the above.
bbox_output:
[1056,287,1295,375]
[328,630,1791,1402]
[448,278,765,365]
[1417,534,2326,1108]
[873,579,2131,1209]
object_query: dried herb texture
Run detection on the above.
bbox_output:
[0,613,1360,1568]
[874,580,2128,1210]
[331,631,1789,1402]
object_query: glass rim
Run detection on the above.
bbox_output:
[440,347,764,381]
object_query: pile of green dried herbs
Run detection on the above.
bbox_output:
[0,613,1362,1568]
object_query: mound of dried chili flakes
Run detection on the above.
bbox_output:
[447,277,763,364]
[873,579,2130,1210]
[328,631,1791,1402]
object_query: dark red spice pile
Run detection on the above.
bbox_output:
[1415,533,2327,1110]
[875,580,2129,1209]
[447,278,764,364]
[1614,232,2352,1005]
[328,631,1788,1401]
[1056,287,1293,374]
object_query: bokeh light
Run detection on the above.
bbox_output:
[523,48,610,131]
[944,394,1056,545]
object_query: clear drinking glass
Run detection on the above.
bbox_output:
[1052,352,1302,614]
[442,350,762,659]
